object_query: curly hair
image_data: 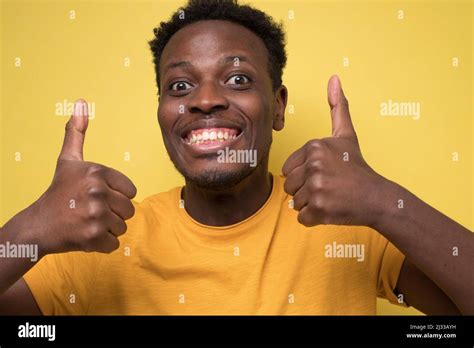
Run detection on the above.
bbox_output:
[149,0,287,93]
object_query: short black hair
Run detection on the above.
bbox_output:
[149,0,287,93]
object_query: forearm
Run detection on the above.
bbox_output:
[0,206,44,295]
[372,179,474,314]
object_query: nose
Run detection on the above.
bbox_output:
[188,81,229,114]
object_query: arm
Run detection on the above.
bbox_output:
[396,259,461,315]
[0,99,136,314]
[0,214,44,314]
[0,277,42,315]
[282,75,473,315]
[376,179,473,314]
[0,211,44,296]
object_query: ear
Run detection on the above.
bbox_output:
[273,84,288,131]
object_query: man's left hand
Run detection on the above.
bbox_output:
[282,75,386,227]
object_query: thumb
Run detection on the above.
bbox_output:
[327,75,356,138]
[58,99,89,161]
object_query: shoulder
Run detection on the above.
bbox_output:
[130,186,182,220]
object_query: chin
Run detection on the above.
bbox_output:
[178,163,258,191]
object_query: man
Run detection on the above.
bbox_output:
[0,0,472,315]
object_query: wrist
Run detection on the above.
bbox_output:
[2,202,49,260]
[366,175,404,231]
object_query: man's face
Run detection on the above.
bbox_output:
[158,20,286,189]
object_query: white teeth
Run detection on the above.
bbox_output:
[186,129,240,145]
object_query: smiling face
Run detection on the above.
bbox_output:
[158,20,287,190]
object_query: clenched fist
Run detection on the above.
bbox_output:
[31,100,137,255]
[282,76,385,227]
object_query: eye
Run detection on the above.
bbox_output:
[169,81,193,91]
[225,74,251,86]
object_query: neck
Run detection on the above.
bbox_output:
[182,164,273,226]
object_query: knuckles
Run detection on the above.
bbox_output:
[307,196,327,213]
[53,160,131,254]
[307,175,325,192]
[86,202,108,220]
[86,163,106,176]
[79,223,120,254]
[305,159,323,175]
[305,139,329,153]
[86,181,108,198]
[305,139,323,153]
[79,224,103,251]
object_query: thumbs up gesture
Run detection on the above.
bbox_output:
[282,76,384,227]
[32,99,137,255]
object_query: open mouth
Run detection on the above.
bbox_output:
[182,127,243,146]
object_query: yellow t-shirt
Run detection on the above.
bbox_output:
[23,173,406,315]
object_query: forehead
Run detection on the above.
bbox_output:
[160,20,269,72]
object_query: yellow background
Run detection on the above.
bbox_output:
[1,0,472,315]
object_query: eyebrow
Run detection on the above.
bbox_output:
[163,60,192,72]
[163,55,255,73]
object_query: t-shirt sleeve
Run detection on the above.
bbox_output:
[356,227,408,307]
[376,241,408,307]
[23,250,103,315]
[22,199,143,315]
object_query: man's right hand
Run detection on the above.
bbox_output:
[30,99,137,255]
